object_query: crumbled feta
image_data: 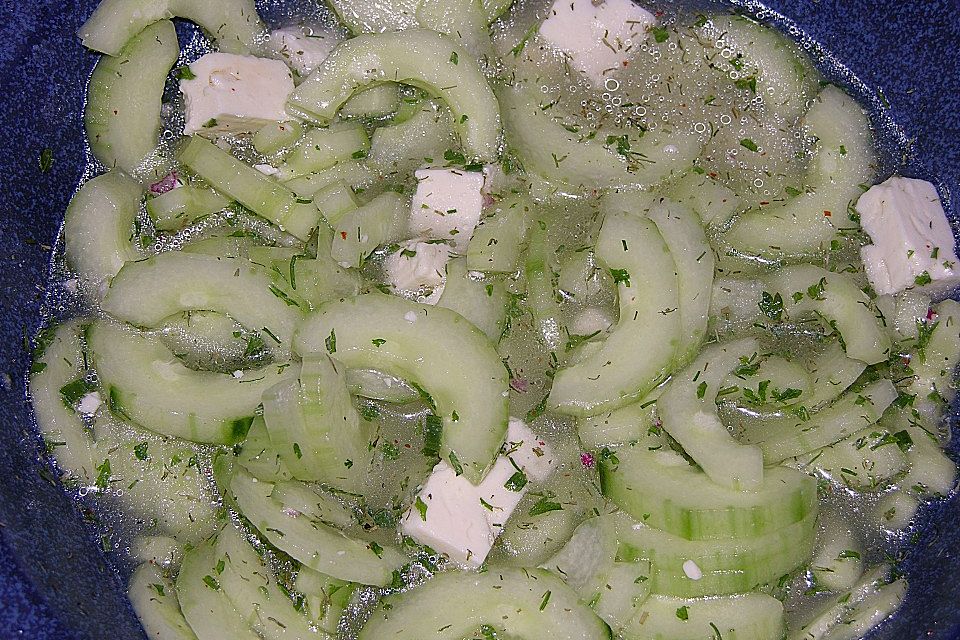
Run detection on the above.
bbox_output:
[383,240,451,304]
[858,176,960,295]
[254,163,281,177]
[265,26,341,78]
[409,169,486,250]
[77,392,102,415]
[539,0,656,86]
[180,53,295,136]
[682,559,703,580]
[400,418,555,568]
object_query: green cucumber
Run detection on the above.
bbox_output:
[79,0,264,56]
[176,537,261,640]
[601,444,817,541]
[102,252,303,357]
[130,535,183,568]
[28,320,97,484]
[577,392,665,450]
[657,338,765,491]
[89,321,284,444]
[222,464,405,586]
[616,512,817,597]
[550,209,680,417]
[810,519,864,592]
[748,379,897,463]
[791,566,904,640]
[63,171,142,294]
[269,480,355,529]
[329,191,407,267]
[724,86,874,258]
[283,162,376,198]
[345,368,418,403]
[358,568,610,640]
[296,567,356,634]
[524,220,563,350]
[437,257,508,342]
[294,294,509,483]
[280,123,371,179]
[147,185,231,231]
[85,20,178,179]
[253,121,304,156]
[805,341,867,410]
[340,83,401,119]
[128,563,198,640]
[665,170,742,226]
[622,593,784,640]
[235,416,292,482]
[787,425,908,491]
[366,100,457,178]
[328,0,510,35]
[288,29,501,161]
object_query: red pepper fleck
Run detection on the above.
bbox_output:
[708,172,718,179]
[760,201,770,206]
[927,307,938,321]
[340,231,348,240]
[823,210,832,217]
[901,355,912,366]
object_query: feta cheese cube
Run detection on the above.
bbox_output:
[539,0,656,86]
[857,176,960,295]
[383,239,451,304]
[410,169,486,250]
[400,418,556,567]
[180,53,295,136]
[266,26,341,78]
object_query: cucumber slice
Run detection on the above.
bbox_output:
[791,565,894,640]
[345,368,419,403]
[525,220,563,349]
[329,191,407,268]
[213,524,319,639]
[269,480,355,529]
[340,83,401,119]
[102,252,303,357]
[416,0,491,58]
[296,567,356,634]
[235,416,292,482]
[787,425,908,491]
[622,593,784,640]
[549,210,680,417]
[176,538,261,640]
[366,100,456,178]
[313,181,360,225]
[283,162,376,197]
[437,257,509,342]
[261,356,372,490]
[93,416,219,545]
[500,84,698,191]
[294,294,509,483]
[28,321,97,484]
[810,519,864,592]
[178,136,319,241]
[616,512,817,597]
[724,86,874,258]
[130,535,183,568]
[657,338,765,491]
[288,30,501,161]
[466,194,530,273]
[748,379,897,463]
[128,563,198,640]
[63,171,142,295]
[79,0,264,56]
[222,464,405,586]
[327,0,420,35]
[89,321,284,444]
[805,341,867,409]
[725,354,812,410]
[600,445,817,541]
[357,568,610,640]
[280,123,371,179]
[147,185,231,232]
[577,392,665,450]
[85,20,178,180]
[646,199,715,366]
[665,170,742,226]
[253,121,304,156]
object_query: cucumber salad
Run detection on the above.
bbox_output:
[28,0,960,638]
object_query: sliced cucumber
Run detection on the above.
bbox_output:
[437,257,508,341]
[791,566,905,640]
[89,322,284,444]
[283,162,376,198]
[549,210,679,417]
[805,341,867,410]
[500,84,697,191]
[235,416,292,482]
[601,445,817,541]
[213,524,320,639]
[79,0,264,56]
[295,294,509,483]
[787,425,908,491]
[748,379,897,463]
[102,252,303,357]
[617,512,817,597]
[288,30,501,161]
[646,198,715,366]
[366,100,457,178]
[147,185,231,231]
[665,170,742,226]
[178,136,319,241]
[128,563,198,640]
[416,0,491,58]
[63,171,142,295]
[340,83,401,119]
[345,368,418,403]
[622,593,784,640]
[28,320,97,483]
[296,567,356,634]
[327,0,420,35]
[130,535,183,568]
[85,20,178,180]
[810,519,864,593]
[358,568,610,640]
[725,354,812,411]
[577,392,665,450]
[724,86,874,258]
[329,191,407,268]
[280,123,371,179]
[253,121,303,156]
[176,537,261,640]
[269,480,355,529]
[524,220,563,350]
[222,463,405,586]
[657,338,765,491]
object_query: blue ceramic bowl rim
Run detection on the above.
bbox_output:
[0,1,958,638]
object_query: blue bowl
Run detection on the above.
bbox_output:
[0,1,957,638]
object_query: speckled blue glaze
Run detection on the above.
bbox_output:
[0,1,956,639]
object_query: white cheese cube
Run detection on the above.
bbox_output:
[858,176,960,295]
[266,26,341,78]
[539,0,656,86]
[410,169,486,250]
[400,418,556,568]
[180,53,295,136]
[383,239,451,304]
